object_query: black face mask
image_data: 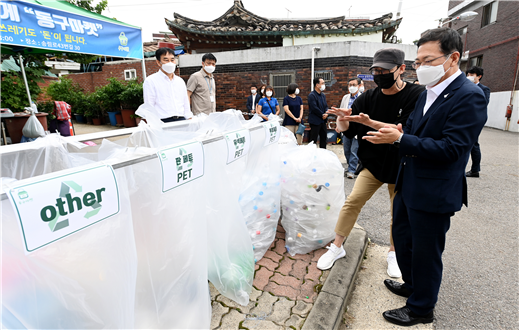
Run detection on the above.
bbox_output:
[373,71,398,89]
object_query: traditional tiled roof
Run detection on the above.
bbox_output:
[166,0,401,53]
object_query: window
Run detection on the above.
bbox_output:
[270,72,295,110]
[314,70,332,83]
[469,55,483,67]
[124,69,137,80]
[457,27,467,36]
[481,1,498,27]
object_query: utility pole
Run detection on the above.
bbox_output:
[348,6,352,17]
[285,8,292,18]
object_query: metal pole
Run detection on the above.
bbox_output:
[141,49,147,80]
[311,47,320,92]
[18,54,33,107]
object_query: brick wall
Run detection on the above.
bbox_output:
[179,56,417,115]
[449,0,519,92]
[66,58,162,92]
[37,76,60,101]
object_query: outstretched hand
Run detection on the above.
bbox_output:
[342,112,371,125]
[363,124,403,144]
[327,107,352,117]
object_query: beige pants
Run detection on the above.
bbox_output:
[284,125,303,145]
[335,168,396,246]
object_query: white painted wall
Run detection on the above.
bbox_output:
[282,31,383,46]
[178,40,417,67]
[486,91,519,132]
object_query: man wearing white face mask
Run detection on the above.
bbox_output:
[143,47,193,122]
[338,77,362,178]
[187,53,217,115]
[362,27,487,326]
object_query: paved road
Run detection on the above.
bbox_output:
[345,127,518,329]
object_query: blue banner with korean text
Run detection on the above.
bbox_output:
[0,1,143,59]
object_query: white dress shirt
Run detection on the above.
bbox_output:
[143,70,193,119]
[423,69,462,115]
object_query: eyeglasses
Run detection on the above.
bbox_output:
[412,53,452,69]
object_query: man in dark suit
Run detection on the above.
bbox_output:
[308,77,329,149]
[245,85,259,120]
[363,27,487,326]
[466,66,490,177]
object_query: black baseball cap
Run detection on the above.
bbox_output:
[369,48,405,70]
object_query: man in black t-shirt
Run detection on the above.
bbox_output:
[316,48,425,277]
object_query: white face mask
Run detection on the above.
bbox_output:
[415,54,451,87]
[266,91,273,97]
[162,62,176,74]
[320,84,326,91]
[295,88,300,95]
[204,65,215,73]
[349,86,358,94]
[467,76,476,83]
[261,88,265,94]
[251,89,257,94]
[359,86,365,93]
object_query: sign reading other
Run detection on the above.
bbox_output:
[157,141,204,192]
[263,121,281,146]
[224,129,251,164]
[7,164,120,253]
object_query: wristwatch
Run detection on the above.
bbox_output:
[393,134,403,147]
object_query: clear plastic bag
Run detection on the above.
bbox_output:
[22,111,45,138]
[280,144,345,256]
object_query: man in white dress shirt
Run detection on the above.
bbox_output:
[143,47,193,122]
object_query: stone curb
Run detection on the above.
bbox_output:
[301,227,368,330]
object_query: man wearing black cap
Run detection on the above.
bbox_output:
[317,48,424,278]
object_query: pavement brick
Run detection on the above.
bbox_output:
[250,291,278,317]
[209,282,221,301]
[263,250,283,263]
[276,231,285,239]
[285,314,305,329]
[211,302,230,329]
[269,298,296,325]
[218,309,245,330]
[253,267,274,290]
[264,282,300,300]
[311,247,328,262]
[270,272,302,289]
[255,264,259,271]
[276,224,285,232]
[298,279,318,303]
[272,238,287,255]
[242,318,282,330]
[305,262,321,281]
[290,253,313,261]
[250,287,262,302]
[277,258,294,275]
[290,260,308,280]
[292,301,313,317]
[257,257,278,271]
[216,295,256,314]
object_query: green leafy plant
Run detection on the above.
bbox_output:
[120,79,144,109]
[82,92,103,118]
[96,77,125,112]
[36,100,56,121]
[46,78,85,115]
[0,67,46,112]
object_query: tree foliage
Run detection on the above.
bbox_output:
[0,67,47,112]
[65,0,108,14]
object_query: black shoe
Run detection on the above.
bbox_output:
[383,306,434,326]
[384,279,412,298]
[466,171,479,177]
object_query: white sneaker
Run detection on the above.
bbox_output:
[317,243,346,270]
[346,172,355,179]
[387,251,402,278]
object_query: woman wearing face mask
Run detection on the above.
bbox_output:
[257,86,280,122]
[255,85,267,114]
[282,83,304,144]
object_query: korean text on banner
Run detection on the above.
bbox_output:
[0,1,143,59]
[224,129,251,164]
[7,164,120,253]
[263,121,281,146]
[157,141,205,193]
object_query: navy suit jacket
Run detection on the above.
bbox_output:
[307,90,328,125]
[477,82,491,105]
[395,73,487,214]
[246,94,259,111]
